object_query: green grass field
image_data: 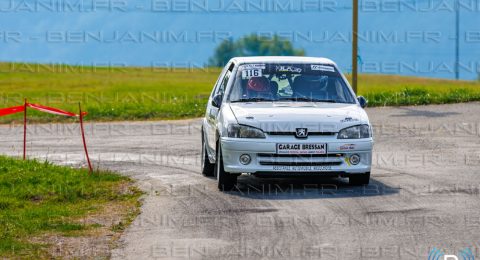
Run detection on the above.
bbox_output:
[0,156,142,258]
[1,62,479,123]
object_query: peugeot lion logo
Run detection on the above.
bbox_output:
[295,128,308,138]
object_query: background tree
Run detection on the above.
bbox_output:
[209,34,305,67]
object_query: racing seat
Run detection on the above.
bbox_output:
[292,76,309,98]
[325,78,339,101]
[246,76,273,99]
[293,76,329,100]
[270,81,279,98]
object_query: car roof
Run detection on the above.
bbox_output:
[229,56,336,65]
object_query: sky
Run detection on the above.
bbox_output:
[0,0,479,80]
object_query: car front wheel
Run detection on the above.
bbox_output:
[349,172,370,186]
[215,142,237,191]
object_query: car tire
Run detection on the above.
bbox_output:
[201,131,215,177]
[349,172,370,186]
[215,142,237,191]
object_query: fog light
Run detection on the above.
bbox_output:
[349,154,360,165]
[239,154,251,165]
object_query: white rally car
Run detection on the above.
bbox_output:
[201,56,373,191]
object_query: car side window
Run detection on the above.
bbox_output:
[211,72,225,97]
[213,63,234,97]
[211,63,231,97]
[216,70,231,96]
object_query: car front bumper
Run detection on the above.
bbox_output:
[220,136,373,176]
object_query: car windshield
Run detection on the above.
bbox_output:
[228,63,356,104]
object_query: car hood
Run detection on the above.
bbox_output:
[229,102,369,133]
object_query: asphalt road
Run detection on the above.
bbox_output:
[1,103,479,260]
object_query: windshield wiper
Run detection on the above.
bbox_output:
[279,97,337,103]
[231,98,276,103]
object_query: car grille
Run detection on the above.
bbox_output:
[257,153,344,166]
[265,132,336,136]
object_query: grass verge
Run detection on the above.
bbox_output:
[0,155,142,258]
[0,62,479,123]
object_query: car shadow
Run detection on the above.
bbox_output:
[226,175,399,200]
[390,107,460,118]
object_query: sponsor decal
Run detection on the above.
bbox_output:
[276,143,326,155]
[345,157,351,166]
[311,64,335,72]
[242,64,265,69]
[272,165,332,171]
[339,144,356,150]
[276,65,302,73]
[341,117,359,123]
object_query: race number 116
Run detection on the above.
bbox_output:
[242,69,262,79]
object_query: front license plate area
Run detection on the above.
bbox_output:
[276,143,327,155]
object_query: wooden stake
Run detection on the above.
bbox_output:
[79,103,93,174]
[23,99,27,160]
[352,0,358,94]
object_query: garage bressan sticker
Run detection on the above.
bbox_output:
[277,143,326,154]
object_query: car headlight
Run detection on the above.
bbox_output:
[227,124,266,138]
[337,125,371,139]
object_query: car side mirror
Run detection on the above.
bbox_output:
[357,96,368,108]
[211,94,223,108]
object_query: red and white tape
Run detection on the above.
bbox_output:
[27,103,87,117]
[0,101,92,173]
[0,105,24,117]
